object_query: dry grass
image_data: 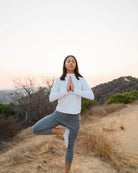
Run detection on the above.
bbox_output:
[0,137,54,166]
[88,103,127,117]
[81,103,127,124]
[13,126,35,143]
[0,127,35,154]
[76,130,122,171]
[0,124,67,173]
[117,151,138,173]
[76,127,138,173]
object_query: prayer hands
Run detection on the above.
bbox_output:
[67,76,74,92]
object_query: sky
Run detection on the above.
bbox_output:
[0,0,138,89]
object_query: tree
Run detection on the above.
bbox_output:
[10,75,57,127]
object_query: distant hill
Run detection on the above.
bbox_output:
[0,90,14,104]
[92,76,138,104]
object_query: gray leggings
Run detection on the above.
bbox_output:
[32,110,80,163]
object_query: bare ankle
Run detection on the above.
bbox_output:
[51,128,65,135]
[65,161,71,173]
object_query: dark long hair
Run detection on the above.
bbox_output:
[60,55,83,80]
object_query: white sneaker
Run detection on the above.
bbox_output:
[63,128,70,148]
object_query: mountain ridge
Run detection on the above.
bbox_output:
[92,76,138,104]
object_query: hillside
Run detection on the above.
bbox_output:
[92,76,138,104]
[0,102,138,173]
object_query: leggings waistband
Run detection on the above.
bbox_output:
[55,110,81,120]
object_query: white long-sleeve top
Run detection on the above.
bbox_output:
[49,73,95,114]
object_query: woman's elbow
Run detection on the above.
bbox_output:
[49,95,54,102]
[90,92,95,100]
[92,94,95,100]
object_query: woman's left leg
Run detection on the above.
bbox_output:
[65,120,80,173]
[65,121,80,162]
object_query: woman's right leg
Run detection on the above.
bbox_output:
[32,111,64,135]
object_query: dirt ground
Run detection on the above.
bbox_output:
[0,102,138,173]
[84,102,138,154]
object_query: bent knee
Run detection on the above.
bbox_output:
[32,125,39,134]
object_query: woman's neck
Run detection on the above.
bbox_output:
[66,70,74,74]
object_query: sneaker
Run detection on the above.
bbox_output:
[63,128,70,148]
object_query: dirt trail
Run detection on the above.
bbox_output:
[90,103,138,154]
[71,103,138,173]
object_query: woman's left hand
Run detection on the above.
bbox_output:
[69,76,74,91]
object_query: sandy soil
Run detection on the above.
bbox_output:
[0,102,138,173]
[88,103,138,154]
[73,102,138,173]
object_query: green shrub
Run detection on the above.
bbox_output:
[81,100,96,114]
[129,90,138,99]
[107,92,135,104]
[123,92,135,103]
[0,104,13,117]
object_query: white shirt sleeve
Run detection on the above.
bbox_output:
[49,78,68,102]
[73,78,95,100]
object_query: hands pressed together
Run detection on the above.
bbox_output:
[67,76,74,92]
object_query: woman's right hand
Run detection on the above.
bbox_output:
[67,76,71,91]
[67,76,74,92]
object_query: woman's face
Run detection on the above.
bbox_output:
[65,56,76,73]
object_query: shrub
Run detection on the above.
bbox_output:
[0,104,13,117]
[129,90,138,99]
[107,92,135,104]
[0,114,22,141]
[122,92,135,103]
[81,100,96,114]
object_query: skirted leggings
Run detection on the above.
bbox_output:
[32,110,80,163]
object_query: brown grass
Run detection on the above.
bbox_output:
[81,103,127,124]
[76,124,138,173]
[0,127,35,154]
[0,137,54,166]
[76,130,122,171]
[88,103,127,117]
[13,126,35,143]
[117,151,138,173]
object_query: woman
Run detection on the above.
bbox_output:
[32,55,95,173]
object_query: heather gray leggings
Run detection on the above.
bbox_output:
[32,110,80,163]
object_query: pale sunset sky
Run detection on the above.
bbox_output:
[0,0,138,89]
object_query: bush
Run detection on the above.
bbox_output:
[81,100,96,114]
[0,104,14,117]
[107,92,135,104]
[129,90,138,99]
[0,114,22,141]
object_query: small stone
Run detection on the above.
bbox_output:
[43,160,47,163]
[120,126,125,130]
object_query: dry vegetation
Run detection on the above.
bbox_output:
[0,102,138,173]
[88,103,127,117]
[76,129,138,173]
[76,130,121,170]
